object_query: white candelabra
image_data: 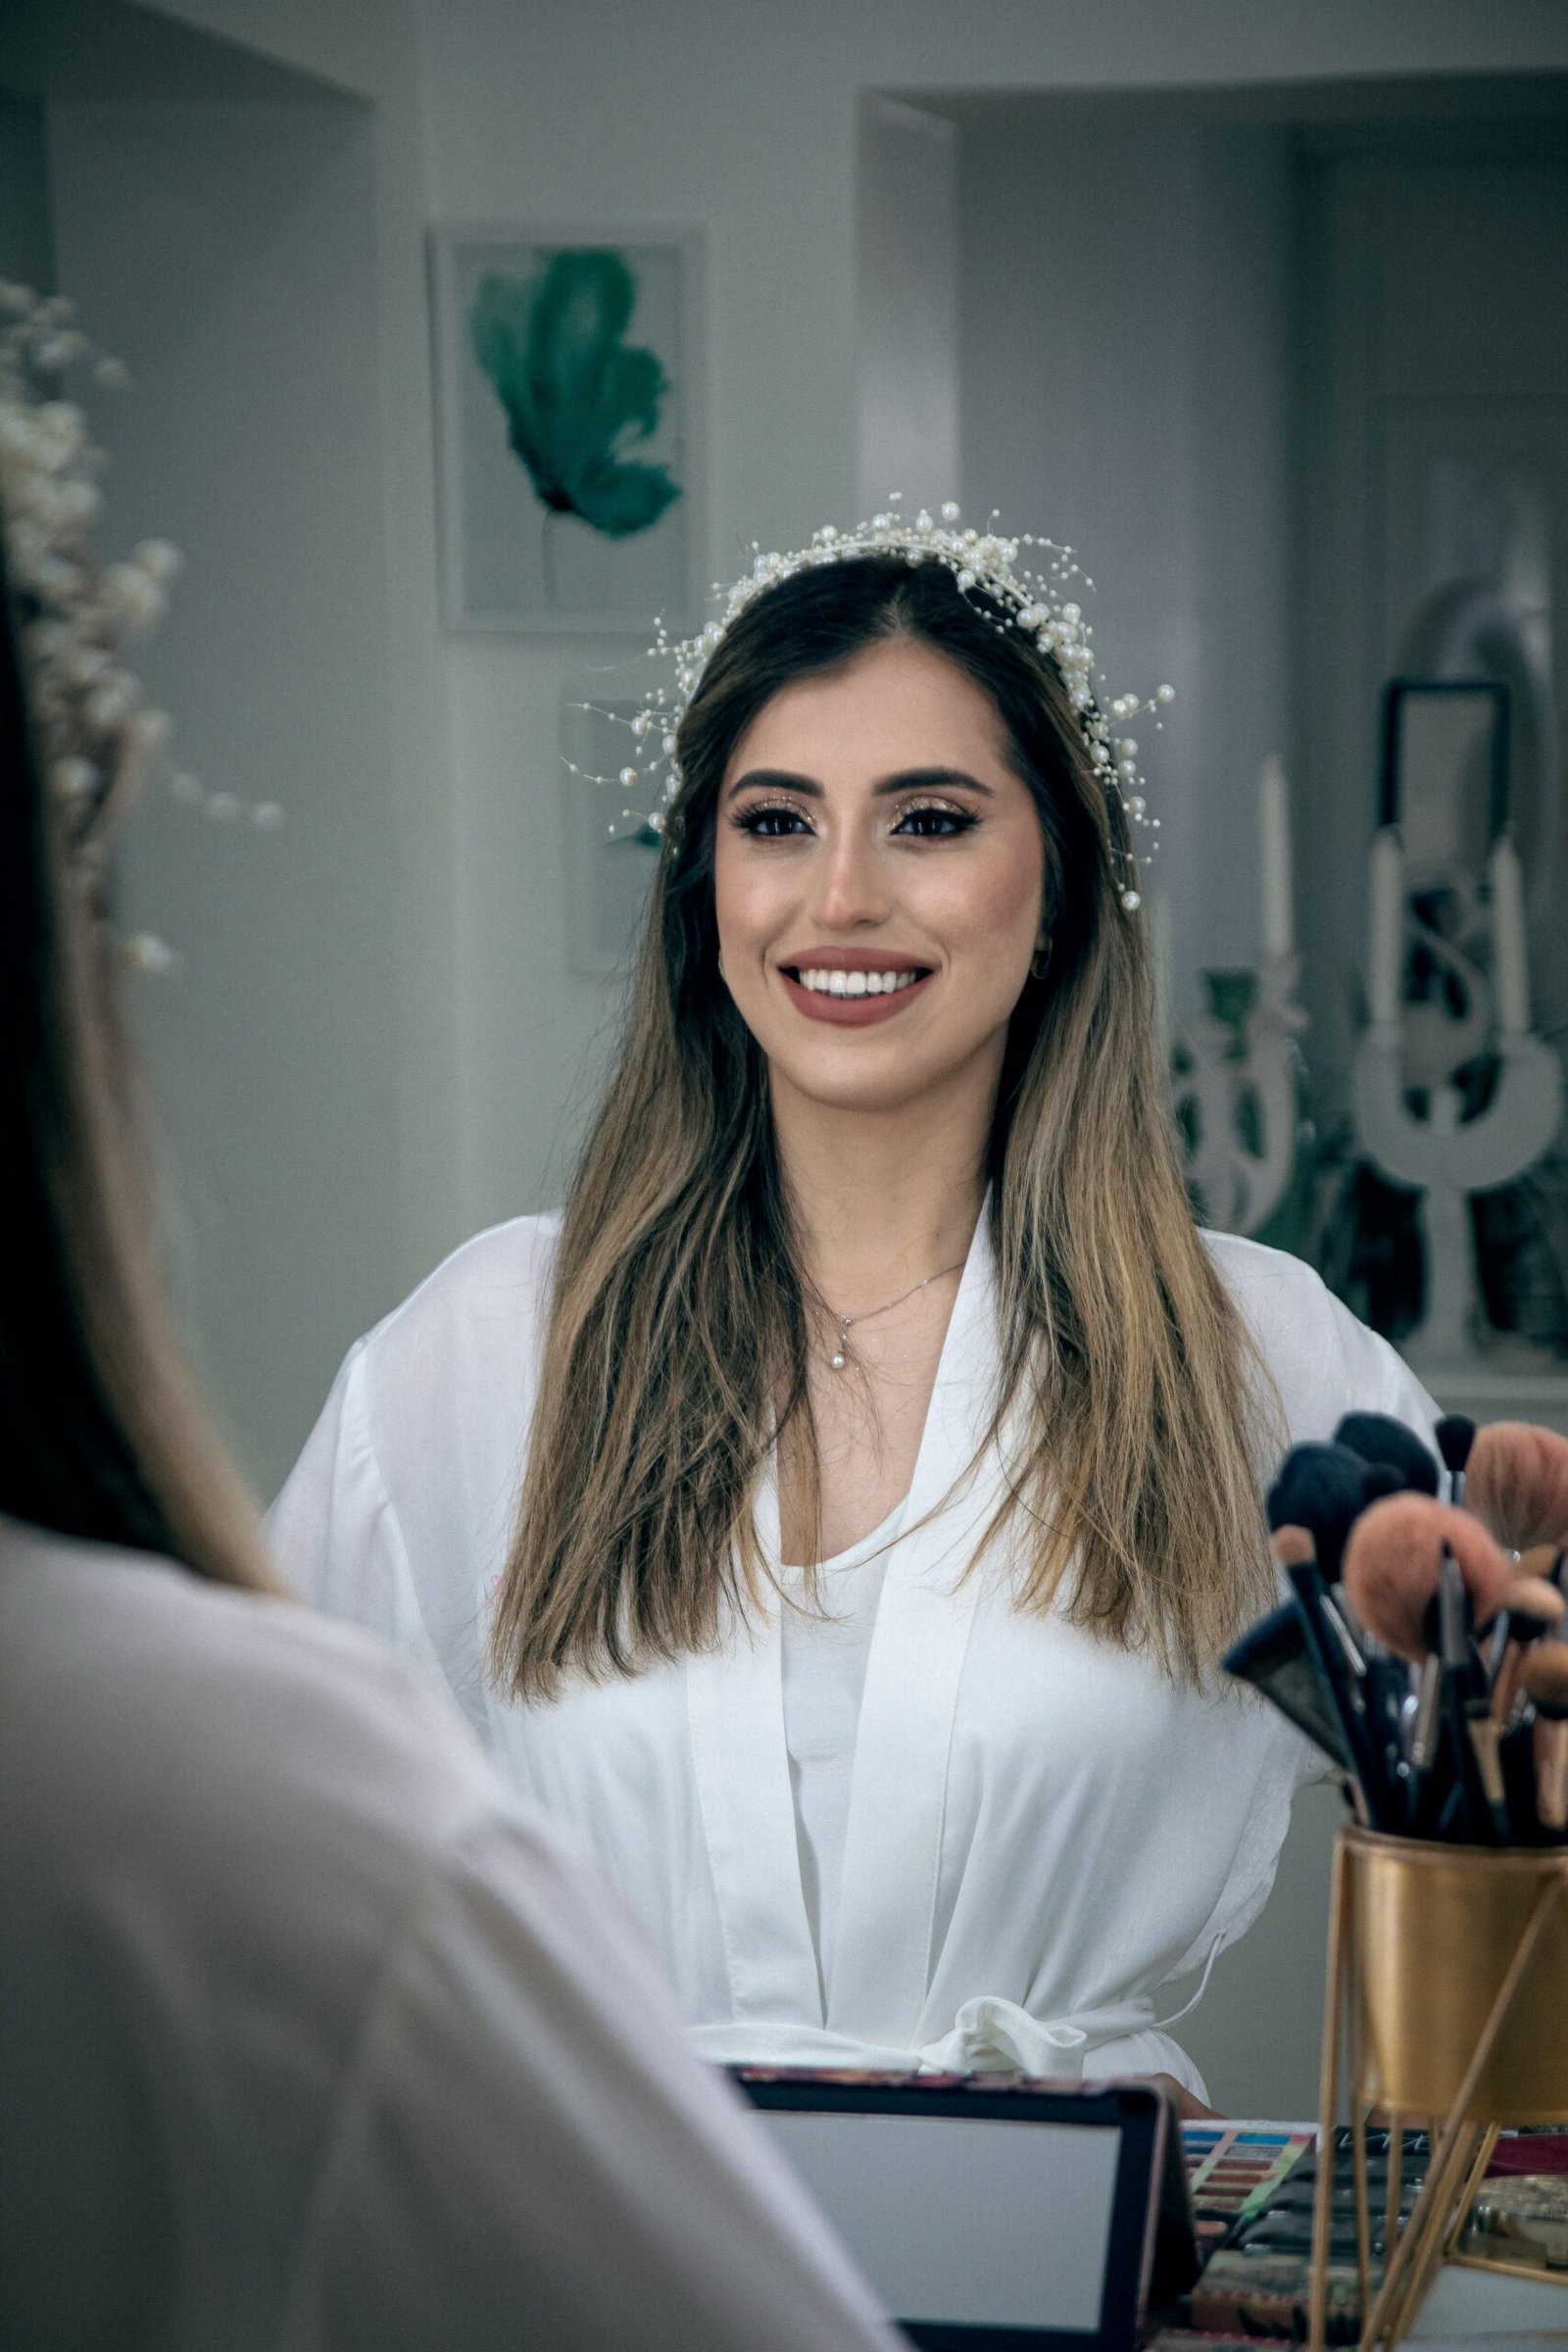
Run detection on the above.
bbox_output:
[1170,756,1308,1237]
[1352,825,1562,1372]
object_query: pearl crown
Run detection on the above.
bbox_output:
[582,497,1172,913]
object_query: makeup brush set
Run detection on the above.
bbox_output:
[1224,1414,1568,1844]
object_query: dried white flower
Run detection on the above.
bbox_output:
[0,287,284,969]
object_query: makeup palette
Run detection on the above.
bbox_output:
[1162,2122,1568,2344]
[1179,2123,1427,2344]
[1183,2120,1315,2250]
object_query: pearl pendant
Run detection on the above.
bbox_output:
[830,1351,847,1371]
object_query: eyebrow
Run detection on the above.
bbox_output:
[724,764,997,803]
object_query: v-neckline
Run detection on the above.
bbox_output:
[686,1201,998,2037]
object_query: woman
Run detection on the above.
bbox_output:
[275,516,1435,2100]
[0,537,900,2351]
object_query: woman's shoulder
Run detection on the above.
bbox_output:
[369,1211,564,1354]
[270,1213,564,1654]
[1200,1229,1438,1445]
[349,1211,563,1416]
[0,1518,497,1865]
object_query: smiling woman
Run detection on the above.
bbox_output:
[273,535,1437,2102]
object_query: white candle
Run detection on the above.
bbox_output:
[1258,754,1294,960]
[1490,829,1530,1033]
[1369,826,1404,1027]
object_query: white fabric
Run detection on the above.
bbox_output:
[272,1211,1439,2101]
[0,1517,901,2352]
[781,1498,908,2000]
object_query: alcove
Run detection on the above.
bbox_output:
[858,67,1568,2115]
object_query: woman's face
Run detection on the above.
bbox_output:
[712,636,1048,1120]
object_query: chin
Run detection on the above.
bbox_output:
[765,1033,1000,1119]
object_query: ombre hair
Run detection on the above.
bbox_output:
[494,557,1279,1698]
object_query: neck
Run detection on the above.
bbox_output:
[770,1058,995,1312]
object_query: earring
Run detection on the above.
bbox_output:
[1030,940,1050,980]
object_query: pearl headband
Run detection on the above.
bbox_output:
[578,497,1172,911]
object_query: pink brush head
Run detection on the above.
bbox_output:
[1269,1524,1315,1572]
[1467,1422,1568,1554]
[1342,1494,1514,1663]
[1521,1642,1568,1721]
[1489,1573,1567,1639]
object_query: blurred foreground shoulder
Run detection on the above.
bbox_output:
[0,1522,899,2352]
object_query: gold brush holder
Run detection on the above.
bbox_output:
[1308,1827,1568,2351]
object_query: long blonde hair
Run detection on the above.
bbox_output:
[494,557,1277,1697]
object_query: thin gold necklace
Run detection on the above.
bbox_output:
[822,1259,966,1371]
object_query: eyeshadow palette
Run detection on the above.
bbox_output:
[1180,2123,1429,2344]
[1175,2127,1568,2340]
[1181,2122,1315,2262]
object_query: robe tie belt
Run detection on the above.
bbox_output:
[690,1939,1225,2088]
[691,1994,1162,2084]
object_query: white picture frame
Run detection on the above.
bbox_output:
[429,223,704,634]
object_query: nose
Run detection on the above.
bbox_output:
[811,818,892,932]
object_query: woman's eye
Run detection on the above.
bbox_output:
[733,803,813,838]
[892,802,978,838]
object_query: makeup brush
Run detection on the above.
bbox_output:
[1341,1495,1514,1665]
[1344,1494,1514,1837]
[1435,1414,1477,1507]
[1467,1421,1568,1553]
[1499,1713,1544,1842]
[1523,1637,1568,1835]
[1267,1444,1383,1589]
[1334,1412,1442,1496]
[1438,1551,1510,1842]
[1222,1596,1354,1774]
[1521,1643,1568,1834]
[1271,1525,1387,1825]
[1483,1572,1566,1725]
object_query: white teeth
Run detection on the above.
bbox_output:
[793,965,923,997]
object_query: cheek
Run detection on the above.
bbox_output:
[712,827,786,953]
[934,832,1047,952]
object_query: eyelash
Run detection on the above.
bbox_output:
[730,800,980,841]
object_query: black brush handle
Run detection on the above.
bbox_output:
[1288,1560,1390,1828]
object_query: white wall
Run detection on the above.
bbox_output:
[858,96,959,521]
[27,0,460,1494]
[955,105,1295,1007]
[47,92,407,1492]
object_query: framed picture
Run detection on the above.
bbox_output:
[561,689,662,974]
[1378,678,1509,872]
[430,224,703,633]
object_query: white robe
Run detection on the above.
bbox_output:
[0,1516,899,2352]
[272,1213,1437,2097]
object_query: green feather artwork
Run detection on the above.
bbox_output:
[469,249,681,603]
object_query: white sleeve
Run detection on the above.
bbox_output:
[281,1800,902,2352]
[1209,1234,1441,1455]
[269,1346,453,1702]
[1303,1281,1441,1452]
